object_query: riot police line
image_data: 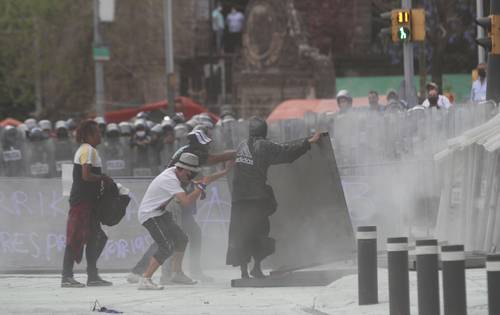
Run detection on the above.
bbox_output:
[1,100,496,180]
[0,112,246,178]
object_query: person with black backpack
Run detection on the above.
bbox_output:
[60,120,114,288]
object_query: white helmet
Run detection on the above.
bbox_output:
[39,119,52,131]
[55,120,68,130]
[24,118,37,130]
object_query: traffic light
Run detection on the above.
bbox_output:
[393,10,411,42]
[476,16,492,51]
[411,9,426,41]
[494,15,500,55]
[476,14,500,55]
[381,9,425,43]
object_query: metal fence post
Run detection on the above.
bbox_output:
[441,245,466,315]
[387,237,410,315]
[416,239,440,315]
[357,226,378,305]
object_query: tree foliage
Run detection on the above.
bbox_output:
[0,0,93,121]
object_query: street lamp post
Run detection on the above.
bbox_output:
[93,0,105,117]
[402,0,417,107]
[164,0,176,117]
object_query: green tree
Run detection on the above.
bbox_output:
[0,0,93,121]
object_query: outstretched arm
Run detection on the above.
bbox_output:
[206,150,236,165]
[268,132,321,165]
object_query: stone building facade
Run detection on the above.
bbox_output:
[96,0,373,117]
[232,0,373,117]
[101,0,212,109]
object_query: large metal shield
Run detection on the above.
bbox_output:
[267,133,355,270]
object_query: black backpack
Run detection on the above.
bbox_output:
[96,180,130,226]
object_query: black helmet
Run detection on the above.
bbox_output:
[248,116,267,138]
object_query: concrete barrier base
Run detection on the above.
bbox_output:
[231,269,355,288]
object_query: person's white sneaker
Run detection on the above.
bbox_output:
[126,273,141,284]
[137,277,164,290]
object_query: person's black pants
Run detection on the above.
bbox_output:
[132,210,202,275]
[62,211,107,278]
[142,212,188,265]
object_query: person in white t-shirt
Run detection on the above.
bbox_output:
[137,152,232,290]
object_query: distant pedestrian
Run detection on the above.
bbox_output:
[212,4,225,55]
[61,119,113,288]
[336,90,353,114]
[421,82,452,109]
[368,90,384,112]
[385,89,406,112]
[226,7,244,53]
[471,63,487,102]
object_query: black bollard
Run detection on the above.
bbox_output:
[416,239,440,315]
[357,226,378,305]
[387,237,410,315]
[441,245,466,315]
[487,254,500,315]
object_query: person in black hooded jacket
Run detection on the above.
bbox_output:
[226,116,320,279]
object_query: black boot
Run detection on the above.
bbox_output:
[240,263,250,279]
[250,260,266,279]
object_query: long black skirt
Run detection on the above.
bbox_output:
[226,200,275,266]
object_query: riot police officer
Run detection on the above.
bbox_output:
[26,127,55,178]
[1,125,26,177]
[54,120,76,177]
[102,123,131,176]
[130,119,153,177]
